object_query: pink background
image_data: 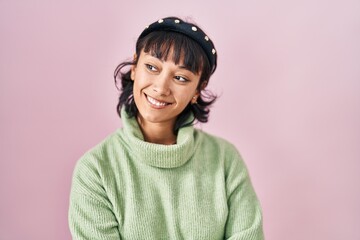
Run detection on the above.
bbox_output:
[1,1,359,239]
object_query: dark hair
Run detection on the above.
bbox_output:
[114,17,217,132]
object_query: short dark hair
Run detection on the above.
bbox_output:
[114,18,217,133]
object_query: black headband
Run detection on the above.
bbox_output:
[138,17,217,72]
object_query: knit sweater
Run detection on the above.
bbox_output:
[68,110,264,240]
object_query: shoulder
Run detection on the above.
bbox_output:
[74,130,121,167]
[194,131,257,199]
[71,130,123,195]
[195,128,241,157]
[194,129,246,170]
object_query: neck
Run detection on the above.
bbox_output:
[136,116,177,145]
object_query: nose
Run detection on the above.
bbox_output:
[152,72,171,96]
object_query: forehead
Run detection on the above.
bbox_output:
[140,48,183,63]
[138,31,206,74]
[140,51,199,76]
[140,49,198,74]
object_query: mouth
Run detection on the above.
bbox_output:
[145,94,172,109]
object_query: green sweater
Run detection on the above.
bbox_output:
[69,110,264,240]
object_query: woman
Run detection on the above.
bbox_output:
[69,16,264,239]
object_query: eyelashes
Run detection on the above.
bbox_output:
[174,76,189,82]
[144,63,190,83]
[145,64,157,72]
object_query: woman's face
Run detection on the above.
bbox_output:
[131,49,201,128]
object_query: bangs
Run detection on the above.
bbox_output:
[136,31,209,74]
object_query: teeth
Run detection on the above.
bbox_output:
[147,95,168,106]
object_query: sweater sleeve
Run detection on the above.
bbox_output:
[68,155,121,240]
[224,148,264,240]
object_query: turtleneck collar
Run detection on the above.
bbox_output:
[119,108,198,168]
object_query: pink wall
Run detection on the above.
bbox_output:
[1,1,359,239]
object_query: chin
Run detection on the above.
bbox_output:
[138,110,171,124]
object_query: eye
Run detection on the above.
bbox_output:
[174,75,189,82]
[145,64,157,72]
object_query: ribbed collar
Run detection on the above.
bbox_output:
[119,108,197,168]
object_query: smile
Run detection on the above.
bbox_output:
[145,94,172,108]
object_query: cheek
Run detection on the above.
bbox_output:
[134,70,152,85]
[133,72,148,92]
[132,79,144,101]
[175,89,196,105]
[183,94,193,103]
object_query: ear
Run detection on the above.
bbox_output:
[130,65,136,81]
[191,92,200,104]
[191,81,207,103]
[130,53,137,81]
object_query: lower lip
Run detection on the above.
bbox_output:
[145,94,170,109]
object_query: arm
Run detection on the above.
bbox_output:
[68,155,121,240]
[224,150,264,240]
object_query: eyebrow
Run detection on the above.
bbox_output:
[145,53,198,74]
[178,65,194,72]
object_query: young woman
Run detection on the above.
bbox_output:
[69,16,264,240]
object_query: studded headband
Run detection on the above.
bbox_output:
[138,17,217,72]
